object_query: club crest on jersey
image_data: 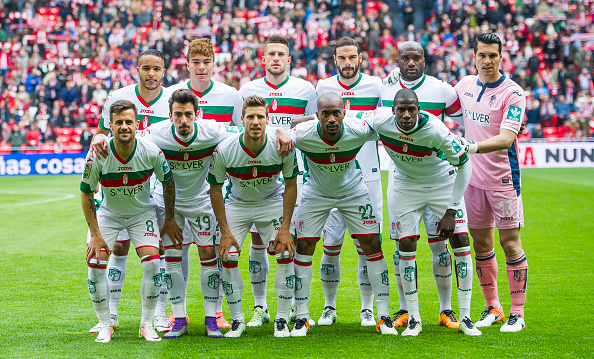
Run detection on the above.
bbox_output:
[183,152,189,161]
[197,107,204,119]
[396,222,402,233]
[122,173,129,185]
[272,99,278,111]
[344,99,351,110]
[402,143,408,153]
[489,95,497,107]
[143,116,148,128]
[252,166,258,177]
[330,153,336,163]
[298,220,304,232]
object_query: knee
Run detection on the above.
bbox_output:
[450,234,470,248]
[250,232,264,245]
[296,238,317,255]
[112,241,130,256]
[142,257,160,274]
[500,237,522,257]
[399,237,418,252]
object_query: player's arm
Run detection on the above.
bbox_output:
[81,191,110,264]
[274,153,299,258]
[160,178,183,248]
[273,127,294,156]
[462,128,517,154]
[290,115,315,128]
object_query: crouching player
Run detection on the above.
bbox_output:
[361,89,480,336]
[209,95,299,338]
[81,100,180,343]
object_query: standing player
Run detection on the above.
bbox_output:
[360,89,481,336]
[89,49,173,334]
[238,34,317,327]
[455,33,528,333]
[81,100,180,343]
[314,36,383,327]
[381,41,464,330]
[167,37,244,330]
[290,93,397,337]
[208,95,299,338]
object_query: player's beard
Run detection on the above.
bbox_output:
[177,124,193,137]
[266,64,286,77]
[246,126,265,142]
[140,76,162,91]
[115,131,134,144]
[337,63,359,80]
[401,65,424,82]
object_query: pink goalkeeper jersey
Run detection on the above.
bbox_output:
[455,72,526,193]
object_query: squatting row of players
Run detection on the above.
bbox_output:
[81,33,529,343]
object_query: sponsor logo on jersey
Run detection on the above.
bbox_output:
[109,184,144,196]
[270,116,292,126]
[272,99,278,111]
[240,177,273,187]
[325,147,339,151]
[463,92,473,97]
[341,91,354,96]
[344,99,351,110]
[399,136,413,142]
[489,95,497,107]
[198,100,208,104]
[140,109,154,114]
[247,160,262,164]
[269,93,282,97]
[169,160,204,170]
[118,166,133,171]
[464,109,490,126]
[396,222,402,233]
[507,105,522,122]
[197,107,204,119]
[316,162,350,173]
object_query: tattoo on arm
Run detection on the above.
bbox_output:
[87,198,96,220]
[164,179,176,221]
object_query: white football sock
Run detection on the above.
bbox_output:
[320,245,341,309]
[140,255,161,326]
[107,254,127,316]
[429,238,452,313]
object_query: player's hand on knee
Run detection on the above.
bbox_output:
[274,230,295,259]
[160,219,183,249]
[90,134,109,158]
[437,209,456,240]
[276,128,294,157]
[86,235,110,264]
[219,233,239,262]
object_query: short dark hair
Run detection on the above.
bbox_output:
[334,37,361,55]
[242,95,268,117]
[474,33,502,54]
[138,49,166,65]
[264,34,289,53]
[109,100,137,119]
[394,88,419,104]
[169,89,199,113]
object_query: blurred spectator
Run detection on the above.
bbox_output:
[532,123,545,142]
[26,123,41,147]
[539,95,556,127]
[80,122,93,152]
[1,122,10,142]
[526,98,541,137]
[7,124,26,151]
[558,120,576,139]
[554,94,574,125]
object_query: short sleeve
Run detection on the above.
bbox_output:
[501,91,526,134]
[80,153,101,193]
[231,91,244,126]
[99,94,114,131]
[443,84,462,119]
[305,84,318,115]
[282,151,299,180]
[153,149,173,183]
[207,146,226,185]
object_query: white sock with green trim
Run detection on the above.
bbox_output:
[107,254,126,316]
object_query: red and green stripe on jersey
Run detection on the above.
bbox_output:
[186,80,234,122]
[162,123,217,161]
[99,168,154,188]
[338,74,379,110]
[263,77,308,115]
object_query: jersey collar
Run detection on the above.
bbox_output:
[399,74,426,91]
[316,120,344,145]
[171,122,198,147]
[395,112,429,136]
[264,75,289,90]
[476,70,506,101]
[135,84,163,107]
[239,133,267,158]
[110,138,137,164]
[338,73,362,90]
[187,79,214,98]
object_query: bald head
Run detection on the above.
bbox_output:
[317,92,344,111]
[397,41,425,81]
[394,88,418,104]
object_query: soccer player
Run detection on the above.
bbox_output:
[238,34,317,327]
[81,99,180,343]
[360,89,480,336]
[89,49,174,334]
[314,36,383,327]
[455,33,528,333]
[381,41,464,330]
[290,92,397,337]
[167,37,244,330]
[208,95,299,338]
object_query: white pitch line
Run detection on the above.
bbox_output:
[0,191,75,207]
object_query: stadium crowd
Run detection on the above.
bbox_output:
[1,0,594,153]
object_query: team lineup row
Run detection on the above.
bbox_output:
[81,33,528,343]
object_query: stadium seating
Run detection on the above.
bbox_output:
[0,143,11,154]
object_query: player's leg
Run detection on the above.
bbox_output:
[340,191,396,335]
[87,213,120,343]
[492,190,527,333]
[291,191,330,337]
[153,245,170,332]
[130,210,163,342]
[221,203,252,338]
[422,208,456,327]
[317,209,344,326]
[247,228,270,327]
[214,224,231,329]
[466,185,505,328]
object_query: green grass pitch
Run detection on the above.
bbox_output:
[0,168,592,358]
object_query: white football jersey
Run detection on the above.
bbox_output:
[208,128,299,203]
[143,120,242,206]
[316,73,382,182]
[362,107,468,184]
[290,117,377,197]
[380,74,462,122]
[81,137,172,216]
[168,79,243,125]
[239,76,317,130]
[99,84,172,131]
